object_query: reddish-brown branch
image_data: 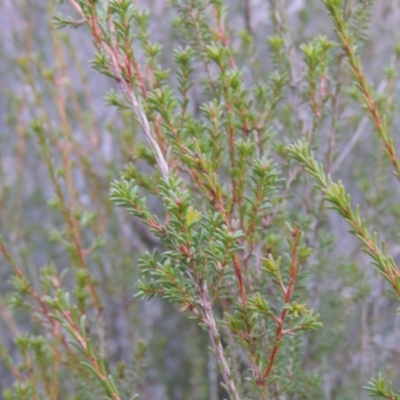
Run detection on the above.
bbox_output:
[335,17,400,181]
[0,239,85,373]
[263,225,301,380]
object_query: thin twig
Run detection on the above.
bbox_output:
[102,44,169,180]
[198,282,240,400]
[332,80,386,173]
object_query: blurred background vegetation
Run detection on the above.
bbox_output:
[1,0,400,399]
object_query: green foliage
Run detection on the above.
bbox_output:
[1,0,400,399]
[365,374,400,400]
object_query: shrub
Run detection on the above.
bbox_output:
[1,0,400,399]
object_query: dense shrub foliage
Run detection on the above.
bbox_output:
[1,0,400,399]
